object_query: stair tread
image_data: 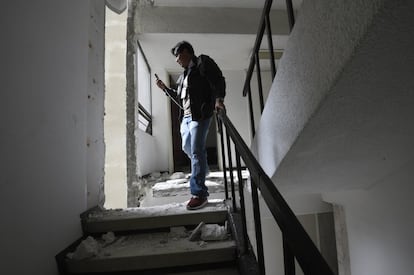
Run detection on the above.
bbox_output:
[76,232,235,258]
[66,231,236,273]
[87,199,228,221]
[82,200,229,233]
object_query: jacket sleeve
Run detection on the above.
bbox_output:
[164,87,177,99]
[199,55,226,99]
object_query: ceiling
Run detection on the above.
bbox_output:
[135,0,301,73]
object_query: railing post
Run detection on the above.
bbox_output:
[247,83,256,138]
[265,14,276,79]
[255,52,265,113]
[285,0,295,31]
[283,235,296,275]
[251,178,265,275]
[216,115,229,200]
[217,110,334,275]
[235,150,249,254]
[225,129,237,210]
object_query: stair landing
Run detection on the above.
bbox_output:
[150,171,249,198]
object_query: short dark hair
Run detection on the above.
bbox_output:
[171,41,194,56]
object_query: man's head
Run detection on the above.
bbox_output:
[171,41,194,69]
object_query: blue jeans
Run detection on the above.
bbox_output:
[180,116,212,198]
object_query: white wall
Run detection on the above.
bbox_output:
[224,70,252,146]
[211,70,252,169]
[324,159,414,275]
[137,128,166,175]
[0,1,105,274]
[250,69,273,137]
[147,68,173,173]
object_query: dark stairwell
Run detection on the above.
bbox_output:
[56,1,338,274]
[3,1,414,275]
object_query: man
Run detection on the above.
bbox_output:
[156,41,226,210]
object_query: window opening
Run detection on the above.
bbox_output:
[136,41,152,134]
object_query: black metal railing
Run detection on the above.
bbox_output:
[217,110,333,275]
[216,0,333,274]
[243,0,295,137]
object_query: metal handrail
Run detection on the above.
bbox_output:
[242,0,273,97]
[243,0,296,138]
[218,1,332,273]
[217,109,334,275]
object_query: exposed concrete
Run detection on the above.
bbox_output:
[126,0,140,202]
[104,7,128,209]
[87,0,106,209]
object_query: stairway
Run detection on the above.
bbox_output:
[56,200,240,274]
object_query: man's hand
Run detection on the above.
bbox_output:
[215,98,226,113]
[156,78,167,91]
[155,74,167,91]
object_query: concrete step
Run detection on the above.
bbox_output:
[152,179,235,197]
[65,229,237,274]
[82,200,229,234]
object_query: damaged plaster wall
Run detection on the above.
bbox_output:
[126,0,141,204]
[87,0,106,209]
[126,0,173,207]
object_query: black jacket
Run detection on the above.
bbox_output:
[165,55,226,121]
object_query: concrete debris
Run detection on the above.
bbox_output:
[131,181,141,188]
[149,171,161,179]
[169,172,187,179]
[201,224,228,241]
[71,236,101,260]
[68,232,117,260]
[189,222,228,241]
[188,221,205,241]
[102,232,115,245]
